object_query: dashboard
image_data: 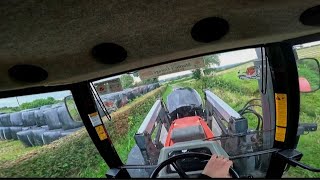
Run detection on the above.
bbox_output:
[157,140,229,178]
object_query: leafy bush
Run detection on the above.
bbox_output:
[203,68,215,75]
[192,69,202,79]
[120,74,134,89]
[19,97,60,110]
[0,97,61,113]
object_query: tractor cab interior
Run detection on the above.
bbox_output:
[1,1,320,179]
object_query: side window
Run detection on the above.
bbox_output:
[289,41,320,178]
[0,90,104,178]
[0,90,83,147]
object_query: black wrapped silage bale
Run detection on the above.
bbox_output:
[2,127,12,140]
[31,127,49,146]
[10,112,23,126]
[125,91,136,101]
[61,127,83,137]
[9,127,24,140]
[17,130,34,147]
[42,130,63,145]
[40,105,52,110]
[43,108,62,130]
[21,110,37,127]
[0,127,5,140]
[0,114,12,127]
[34,109,47,126]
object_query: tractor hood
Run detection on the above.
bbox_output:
[166,87,202,113]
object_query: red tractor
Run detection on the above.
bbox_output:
[125,87,270,178]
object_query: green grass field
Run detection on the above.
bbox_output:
[0,140,41,164]
[296,45,320,59]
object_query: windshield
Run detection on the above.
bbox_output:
[91,48,274,178]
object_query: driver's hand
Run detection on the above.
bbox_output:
[202,154,233,178]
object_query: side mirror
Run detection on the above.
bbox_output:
[297,58,320,93]
[64,95,82,121]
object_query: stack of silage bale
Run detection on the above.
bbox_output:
[1,102,83,147]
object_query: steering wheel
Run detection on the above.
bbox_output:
[150,152,240,178]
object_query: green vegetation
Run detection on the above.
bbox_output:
[193,54,220,80]
[142,78,159,85]
[296,45,320,59]
[203,54,220,67]
[161,85,173,104]
[0,97,61,113]
[288,91,320,178]
[192,69,202,79]
[0,140,41,164]
[19,97,61,110]
[120,74,134,89]
[0,106,20,113]
[0,128,104,178]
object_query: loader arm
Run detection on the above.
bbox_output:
[204,90,258,175]
[133,99,170,165]
[204,90,248,136]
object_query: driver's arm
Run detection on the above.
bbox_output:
[200,154,233,178]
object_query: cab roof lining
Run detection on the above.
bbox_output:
[1,0,320,92]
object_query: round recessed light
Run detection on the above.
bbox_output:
[300,5,320,26]
[8,64,48,83]
[191,17,229,43]
[92,43,127,64]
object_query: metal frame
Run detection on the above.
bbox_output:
[134,99,170,166]
[70,82,130,178]
[254,47,276,173]
[265,42,301,178]
[204,90,248,135]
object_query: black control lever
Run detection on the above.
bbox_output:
[288,159,320,172]
[297,123,317,136]
[277,149,320,173]
[300,123,317,131]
